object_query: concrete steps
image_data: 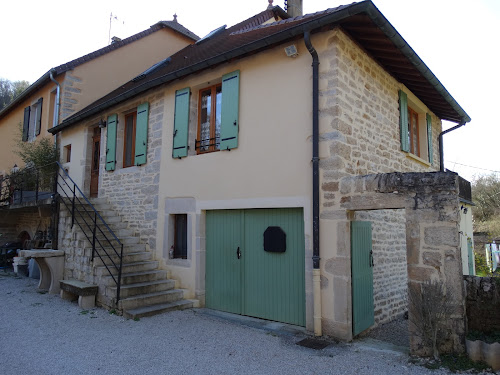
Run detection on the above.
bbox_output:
[123,300,194,320]
[61,197,194,318]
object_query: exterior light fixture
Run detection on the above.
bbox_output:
[98,119,107,128]
[284,44,298,58]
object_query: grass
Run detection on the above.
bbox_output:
[415,354,491,373]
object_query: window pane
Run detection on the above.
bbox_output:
[124,114,135,167]
[200,89,211,151]
[411,112,419,156]
[174,214,187,259]
[215,86,222,150]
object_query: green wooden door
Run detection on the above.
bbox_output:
[467,238,474,275]
[351,221,374,336]
[205,208,305,326]
[205,210,243,314]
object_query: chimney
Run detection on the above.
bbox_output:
[286,0,303,17]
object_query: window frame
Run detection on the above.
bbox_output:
[123,111,137,168]
[173,214,188,259]
[408,106,420,158]
[197,83,222,154]
[64,144,72,163]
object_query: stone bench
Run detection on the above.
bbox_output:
[60,280,98,309]
[19,249,65,294]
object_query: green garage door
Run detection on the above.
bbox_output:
[206,208,305,326]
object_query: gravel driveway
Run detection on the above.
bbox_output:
[0,272,492,375]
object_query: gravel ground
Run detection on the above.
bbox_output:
[0,271,495,375]
[364,316,410,348]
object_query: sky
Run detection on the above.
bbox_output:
[1,0,499,182]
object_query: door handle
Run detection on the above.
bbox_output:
[237,246,241,259]
[369,250,374,267]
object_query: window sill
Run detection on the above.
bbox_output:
[166,258,191,268]
[405,152,431,167]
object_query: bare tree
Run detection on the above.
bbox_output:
[408,280,457,359]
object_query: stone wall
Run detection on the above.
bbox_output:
[355,209,407,326]
[99,91,165,252]
[61,72,83,121]
[318,28,439,190]
[464,276,500,333]
[0,207,52,244]
[58,205,96,284]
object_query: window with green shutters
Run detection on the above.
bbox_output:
[105,102,149,171]
[172,70,240,158]
[399,89,434,164]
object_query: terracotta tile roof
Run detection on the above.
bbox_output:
[51,1,470,132]
[0,20,198,120]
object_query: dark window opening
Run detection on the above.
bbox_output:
[174,214,188,259]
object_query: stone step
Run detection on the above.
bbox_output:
[100,269,168,286]
[109,279,176,298]
[118,289,184,310]
[81,235,140,246]
[94,260,159,276]
[93,251,152,266]
[123,300,194,319]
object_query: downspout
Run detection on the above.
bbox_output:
[439,118,466,172]
[49,69,61,250]
[49,70,61,128]
[304,30,322,337]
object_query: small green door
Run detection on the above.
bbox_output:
[467,238,474,275]
[205,208,305,326]
[351,221,374,336]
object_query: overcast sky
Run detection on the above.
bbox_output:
[2,0,499,181]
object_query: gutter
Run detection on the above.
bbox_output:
[304,30,322,337]
[50,0,469,134]
[49,70,61,127]
[439,118,466,172]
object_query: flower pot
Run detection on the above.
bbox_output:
[465,339,482,362]
[482,341,500,371]
[466,338,500,371]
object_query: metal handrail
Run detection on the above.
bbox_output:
[54,161,123,302]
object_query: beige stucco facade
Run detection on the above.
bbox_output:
[0,27,194,176]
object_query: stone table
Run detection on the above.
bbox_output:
[18,250,65,294]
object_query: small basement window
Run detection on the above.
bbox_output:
[173,214,187,259]
[64,144,72,163]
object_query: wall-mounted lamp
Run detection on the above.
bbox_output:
[98,119,107,128]
[11,164,19,173]
[461,205,468,214]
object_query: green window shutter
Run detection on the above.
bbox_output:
[426,113,433,165]
[22,106,30,142]
[172,87,190,158]
[35,98,43,136]
[399,90,409,152]
[105,114,117,171]
[135,102,149,166]
[220,70,240,151]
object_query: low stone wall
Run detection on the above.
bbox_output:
[464,276,500,333]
